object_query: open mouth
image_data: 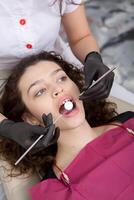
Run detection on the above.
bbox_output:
[59,99,76,115]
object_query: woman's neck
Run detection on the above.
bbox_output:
[55,120,97,170]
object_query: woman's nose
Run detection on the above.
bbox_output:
[52,86,63,97]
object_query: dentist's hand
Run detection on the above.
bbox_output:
[79,52,114,101]
[0,113,60,153]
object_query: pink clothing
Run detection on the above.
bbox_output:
[29,118,134,200]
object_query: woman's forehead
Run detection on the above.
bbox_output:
[18,61,63,90]
[22,61,62,79]
[28,60,61,72]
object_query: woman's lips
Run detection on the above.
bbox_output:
[63,106,79,118]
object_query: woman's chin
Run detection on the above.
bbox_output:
[59,114,85,130]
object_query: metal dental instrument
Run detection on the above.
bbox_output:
[79,66,118,97]
[15,66,117,165]
[15,115,62,166]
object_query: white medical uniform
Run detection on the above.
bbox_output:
[0,0,81,70]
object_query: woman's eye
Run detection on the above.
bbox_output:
[58,75,67,82]
[35,88,46,97]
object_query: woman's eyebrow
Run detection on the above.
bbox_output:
[27,79,44,94]
[51,68,62,76]
[27,68,63,94]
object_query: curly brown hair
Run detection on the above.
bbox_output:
[0,51,117,177]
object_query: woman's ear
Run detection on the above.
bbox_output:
[22,112,40,125]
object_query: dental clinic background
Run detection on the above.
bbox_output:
[83,0,134,95]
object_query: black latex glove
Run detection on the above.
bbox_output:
[79,51,114,101]
[0,113,60,153]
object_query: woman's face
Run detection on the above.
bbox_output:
[18,61,85,130]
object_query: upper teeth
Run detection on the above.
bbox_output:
[62,99,71,104]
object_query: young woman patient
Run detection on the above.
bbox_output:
[0,51,134,200]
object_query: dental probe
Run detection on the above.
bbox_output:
[15,114,62,166]
[79,66,118,97]
[59,67,118,111]
[63,66,118,109]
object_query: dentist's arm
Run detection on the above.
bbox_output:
[62,4,114,100]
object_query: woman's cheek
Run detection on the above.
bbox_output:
[69,82,80,95]
[25,101,47,120]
